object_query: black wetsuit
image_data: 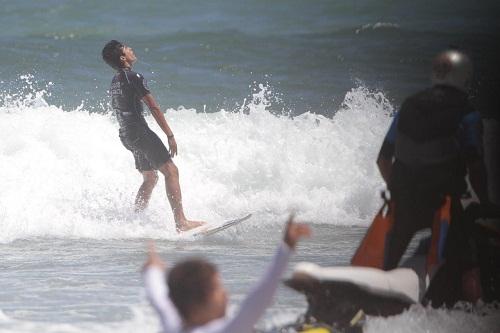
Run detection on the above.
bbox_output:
[110,68,170,171]
[379,85,482,270]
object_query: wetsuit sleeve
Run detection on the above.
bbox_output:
[143,266,182,333]
[379,112,399,159]
[459,111,482,159]
[191,242,292,333]
[130,72,151,98]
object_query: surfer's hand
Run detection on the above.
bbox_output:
[143,241,166,271]
[168,136,177,156]
[284,214,311,250]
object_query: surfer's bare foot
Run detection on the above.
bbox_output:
[176,219,206,233]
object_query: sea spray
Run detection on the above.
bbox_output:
[0,81,391,243]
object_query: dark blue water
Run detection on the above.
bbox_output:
[1,0,499,116]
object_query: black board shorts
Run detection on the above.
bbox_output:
[119,126,171,171]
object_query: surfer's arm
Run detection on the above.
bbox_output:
[199,243,291,333]
[377,112,399,186]
[143,94,177,156]
[143,266,183,333]
[459,111,489,204]
[377,152,393,186]
[206,218,310,333]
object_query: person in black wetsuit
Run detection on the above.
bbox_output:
[102,40,204,232]
[376,50,491,271]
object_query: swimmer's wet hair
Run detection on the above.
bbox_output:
[168,258,217,320]
[102,40,124,70]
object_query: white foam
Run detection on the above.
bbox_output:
[0,304,160,333]
[365,303,500,333]
[356,22,401,34]
[0,82,392,243]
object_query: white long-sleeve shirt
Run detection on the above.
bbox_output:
[143,242,292,333]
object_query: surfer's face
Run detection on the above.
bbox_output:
[120,45,137,66]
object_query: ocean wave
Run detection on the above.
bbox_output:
[365,303,500,333]
[355,22,401,35]
[0,78,392,243]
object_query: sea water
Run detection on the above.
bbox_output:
[2,79,499,333]
[1,1,500,332]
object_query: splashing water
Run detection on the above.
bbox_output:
[0,78,391,243]
[2,77,499,333]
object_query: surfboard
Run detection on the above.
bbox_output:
[182,214,252,238]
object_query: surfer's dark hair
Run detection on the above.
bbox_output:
[168,258,217,320]
[102,40,124,70]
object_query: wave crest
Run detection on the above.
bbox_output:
[0,80,392,243]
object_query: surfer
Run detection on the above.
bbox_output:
[142,215,311,333]
[102,40,204,232]
[376,49,491,270]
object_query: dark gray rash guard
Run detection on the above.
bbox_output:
[110,68,150,131]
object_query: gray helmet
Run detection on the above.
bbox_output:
[431,50,473,92]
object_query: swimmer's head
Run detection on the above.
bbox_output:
[168,258,228,326]
[431,50,473,92]
[102,40,137,70]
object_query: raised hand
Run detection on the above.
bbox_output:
[283,214,311,250]
[143,241,166,271]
